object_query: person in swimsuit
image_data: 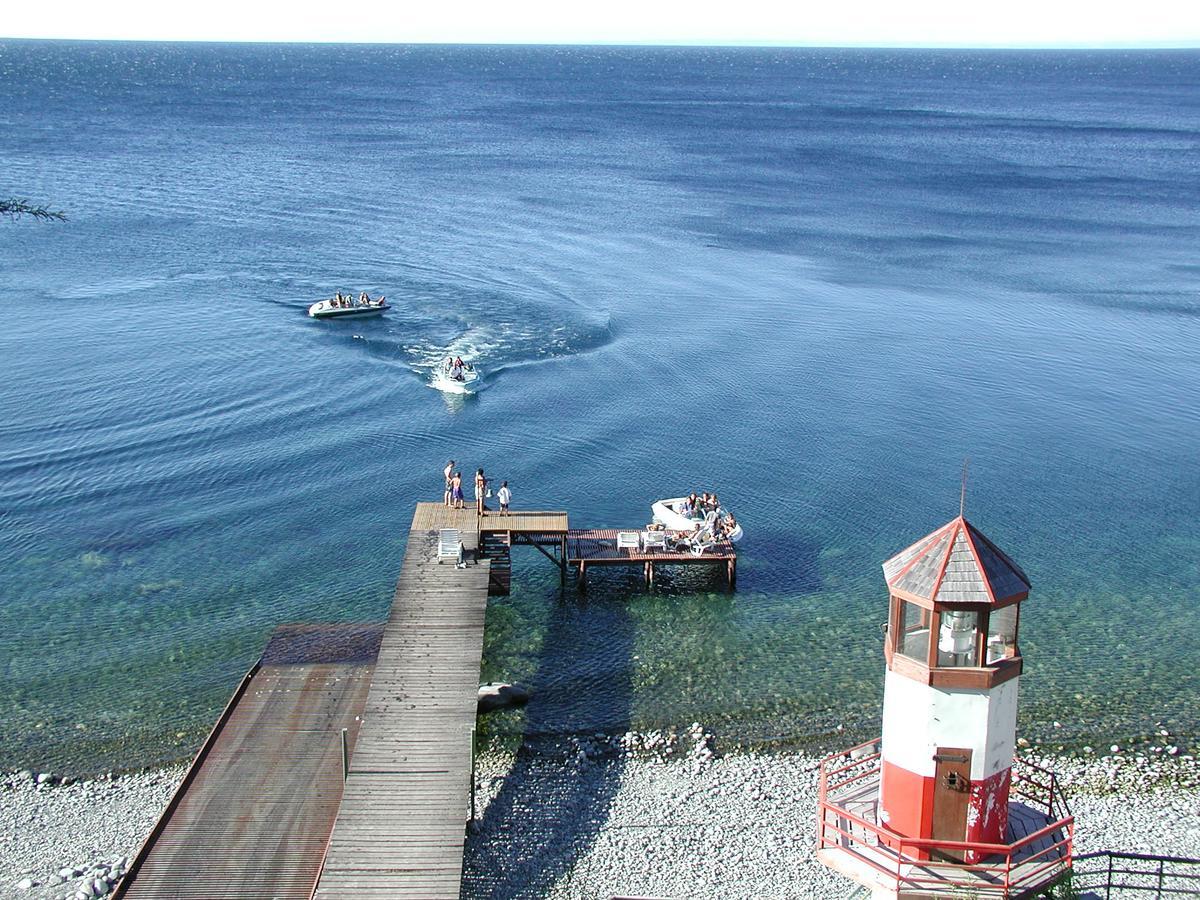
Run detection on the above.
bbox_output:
[474,468,488,515]
[451,471,464,509]
[497,481,511,516]
[443,459,456,507]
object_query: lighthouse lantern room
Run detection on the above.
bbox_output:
[815,514,1074,898]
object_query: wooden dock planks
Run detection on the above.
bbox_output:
[312,508,493,899]
[114,624,381,900]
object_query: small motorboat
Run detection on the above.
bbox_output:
[652,496,744,543]
[431,359,480,394]
[308,295,388,319]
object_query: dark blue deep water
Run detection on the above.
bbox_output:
[2,43,1198,773]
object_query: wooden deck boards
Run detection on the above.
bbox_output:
[411,501,568,536]
[567,528,736,564]
[115,624,380,900]
[313,509,492,899]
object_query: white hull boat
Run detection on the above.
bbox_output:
[431,363,480,394]
[652,497,743,543]
[308,298,388,319]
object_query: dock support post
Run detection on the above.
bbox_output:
[341,727,349,781]
[560,536,567,587]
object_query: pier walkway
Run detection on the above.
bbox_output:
[312,504,492,898]
[113,624,381,900]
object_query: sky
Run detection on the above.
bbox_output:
[3,0,1199,47]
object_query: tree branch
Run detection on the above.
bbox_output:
[1,199,67,221]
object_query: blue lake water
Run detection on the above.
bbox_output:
[1,42,1198,773]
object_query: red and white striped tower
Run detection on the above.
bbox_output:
[878,515,1031,862]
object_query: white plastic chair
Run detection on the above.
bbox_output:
[642,531,667,553]
[616,532,640,555]
[438,528,464,565]
[690,528,716,555]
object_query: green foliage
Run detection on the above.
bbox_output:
[1,198,66,221]
[1039,870,1081,900]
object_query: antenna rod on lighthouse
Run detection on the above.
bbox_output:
[960,457,970,518]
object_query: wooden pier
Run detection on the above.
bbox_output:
[312,504,493,898]
[116,501,737,899]
[567,528,737,588]
[113,624,381,900]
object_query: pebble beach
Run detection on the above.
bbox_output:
[6,731,1199,900]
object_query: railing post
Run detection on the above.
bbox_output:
[340,727,349,781]
[470,726,477,823]
[1158,857,1165,897]
[1106,851,1114,900]
[1005,848,1013,895]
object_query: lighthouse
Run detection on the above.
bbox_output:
[878,515,1029,860]
[815,513,1074,898]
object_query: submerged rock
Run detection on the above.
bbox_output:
[477,682,530,713]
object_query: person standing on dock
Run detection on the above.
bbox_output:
[443,459,456,507]
[475,468,488,515]
[451,471,464,509]
[497,481,511,516]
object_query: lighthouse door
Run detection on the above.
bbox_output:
[931,747,972,861]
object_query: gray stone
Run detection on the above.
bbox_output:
[476,682,530,713]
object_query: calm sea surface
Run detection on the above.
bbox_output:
[2,43,1198,773]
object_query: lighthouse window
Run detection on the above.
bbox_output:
[986,605,1019,664]
[897,600,930,662]
[936,609,981,667]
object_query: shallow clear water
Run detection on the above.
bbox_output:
[2,43,1198,772]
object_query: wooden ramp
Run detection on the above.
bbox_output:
[312,504,492,899]
[113,624,381,900]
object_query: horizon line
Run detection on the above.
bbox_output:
[2,36,1199,51]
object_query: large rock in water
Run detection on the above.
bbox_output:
[477,682,530,713]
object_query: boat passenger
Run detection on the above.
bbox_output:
[687,491,699,510]
[360,292,370,305]
[678,499,692,517]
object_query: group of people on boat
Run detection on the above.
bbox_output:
[330,291,385,308]
[678,491,738,541]
[443,356,472,382]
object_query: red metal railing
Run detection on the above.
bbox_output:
[817,739,1074,898]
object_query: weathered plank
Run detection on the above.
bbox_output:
[312,507,497,899]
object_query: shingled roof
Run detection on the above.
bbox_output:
[882,516,1030,605]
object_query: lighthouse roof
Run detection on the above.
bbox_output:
[882,516,1030,605]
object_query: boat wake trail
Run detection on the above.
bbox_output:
[338,279,613,391]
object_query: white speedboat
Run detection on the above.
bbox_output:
[308,296,388,319]
[652,496,743,543]
[431,361,480,394]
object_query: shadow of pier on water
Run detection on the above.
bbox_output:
[462,587,636,899]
